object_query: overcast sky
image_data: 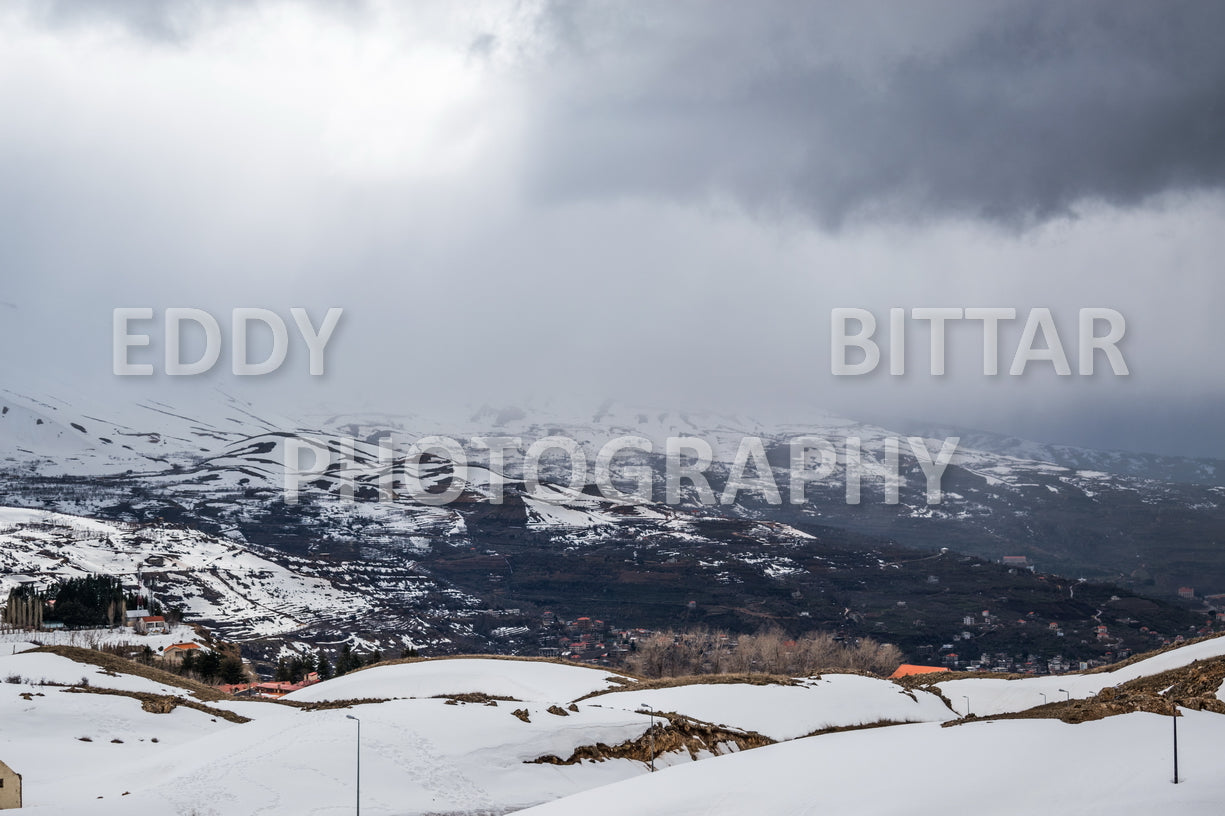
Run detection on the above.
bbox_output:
[1,0,1223,457]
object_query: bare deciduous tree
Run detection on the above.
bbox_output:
[623,626,903,678]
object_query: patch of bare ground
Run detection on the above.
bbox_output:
[528,711,774,766]
[282,697,394,711]
[801,718,922,738]
[60,686,250,724]
[894,670,1024,691]
[430,692,518,704]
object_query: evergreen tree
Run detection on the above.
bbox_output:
[179,649,198,677]
[334,644,357,676]
[220,657,246,685]
[45,575,124,627]
[316,652,333,681]
[196,650,222,683]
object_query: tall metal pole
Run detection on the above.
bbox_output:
[962,696,970,717]
[1173,709,1179,784]
[346,714,361,814]
[642,704,656,772]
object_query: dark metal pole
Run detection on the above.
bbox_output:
[1173,709,1179,784]
[642,704,656,772]
[347,714,361,814]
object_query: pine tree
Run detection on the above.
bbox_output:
[220,657,246,685]
[316,652,333,680]
[335,644,357,676]
[44,575,123,627]
[196,650,222,683]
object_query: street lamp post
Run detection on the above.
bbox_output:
[642,704,656,772]
[346,714,361,815]
[1040,693,1048,705]
[962,696,971,717]
[1058,688,1071,702]
[1173,707,1180,784]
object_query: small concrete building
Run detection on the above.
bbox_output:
[0,759,21,810]
[136,616,168,636]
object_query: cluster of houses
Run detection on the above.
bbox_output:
[929,598,1212,673]
[215,673,322,699]
[945,650,1103,674]
[535,612,647,664]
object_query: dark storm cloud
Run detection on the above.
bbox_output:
[526,0,1225,226]
[0,1,1221,459]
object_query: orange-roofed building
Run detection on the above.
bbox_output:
[164,642,199,653]
[161,642,200,664]
[889,664,951,678]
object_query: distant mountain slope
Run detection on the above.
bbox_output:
[1,391,1222,660]
[887,419,1225,486]
[0,507,371,639]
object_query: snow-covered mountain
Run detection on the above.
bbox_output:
[2,387,1223,665]
[0,507,372,640]
[3,388,1222,583]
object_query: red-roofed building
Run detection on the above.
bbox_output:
[889,664,951,679]
[136,616,168,635]
[248,673,320,699]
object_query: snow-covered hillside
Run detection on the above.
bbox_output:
[517,712,1225,816]
[589,674,953,740]
[937,635,1225,717]
[0,507,370,639]
[0,651,657,815]
[284,657,634,703]
[3,638,1225,815]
